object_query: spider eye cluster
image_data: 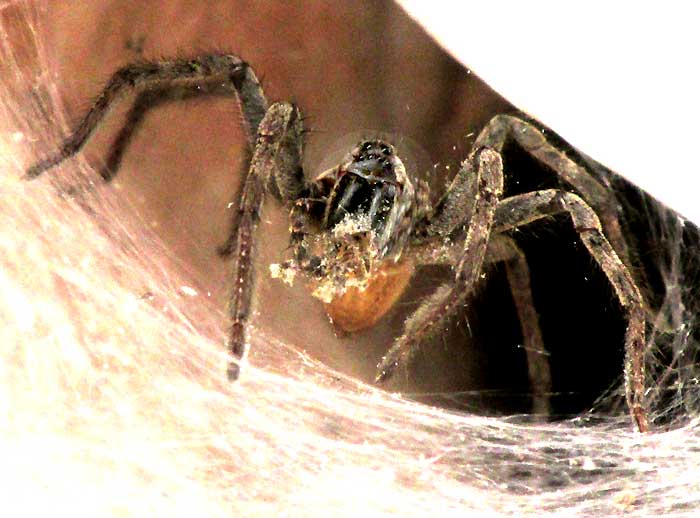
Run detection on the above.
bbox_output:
[349,140,398,181]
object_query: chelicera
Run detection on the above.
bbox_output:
[25,54,649,432]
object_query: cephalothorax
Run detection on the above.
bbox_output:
[25,54,649,432]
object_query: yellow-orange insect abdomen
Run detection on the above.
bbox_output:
[324,260,414,333]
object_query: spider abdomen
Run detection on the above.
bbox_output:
[324,260,414,333]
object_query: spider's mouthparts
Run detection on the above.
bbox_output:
[327,174,397,234]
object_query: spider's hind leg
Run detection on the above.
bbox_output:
[487,235,552,416]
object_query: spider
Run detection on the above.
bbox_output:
[25,54,648,432]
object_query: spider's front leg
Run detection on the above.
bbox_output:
[225,102,307,380]
[25,55,267,181]
[486,235,551,416]
[375,147,503,382]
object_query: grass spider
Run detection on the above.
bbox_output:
[25,54,649,432]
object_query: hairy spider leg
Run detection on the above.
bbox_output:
[409,230,553,416]
[472,114,632,274]
[395,113,646,428]
[376,147,503,383]
[494,189,647,432]
[24,55,266,179]
[475,115,647,431]
[377,145,552,417]
[23,57,309,384]
[225,102,307,380]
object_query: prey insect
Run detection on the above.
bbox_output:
[25,54,649,431]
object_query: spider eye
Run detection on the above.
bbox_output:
[355,140,394,162]
[347,145,398,184]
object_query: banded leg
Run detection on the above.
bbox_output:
[226,102,306,380]
[494,189,648,432]
[25,55,266,179]
[375,147,504,382]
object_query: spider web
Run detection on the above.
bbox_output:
[2,2,700,517]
